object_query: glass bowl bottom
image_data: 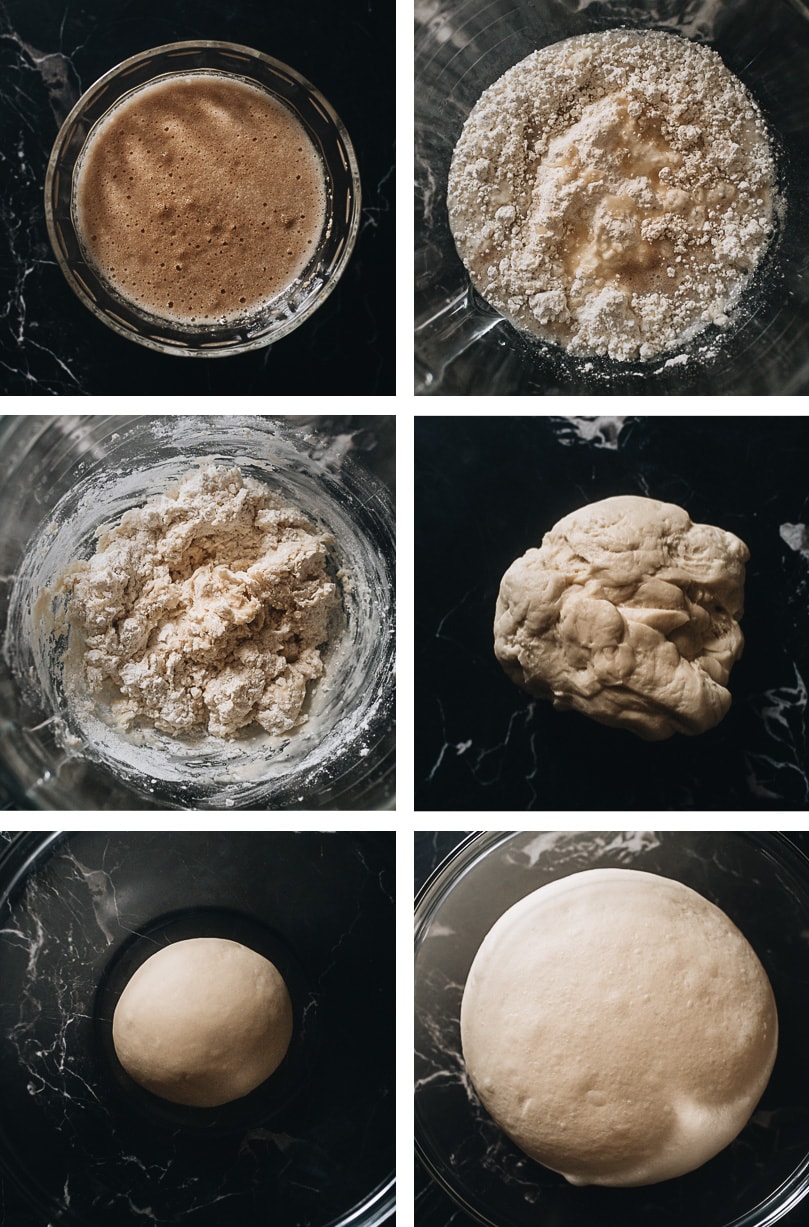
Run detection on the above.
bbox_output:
[0,831,395,1227]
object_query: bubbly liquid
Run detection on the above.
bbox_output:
[75,73,328,324]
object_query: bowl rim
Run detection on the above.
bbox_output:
[0,414,395,810]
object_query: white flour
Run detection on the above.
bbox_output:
[447,30,777,362]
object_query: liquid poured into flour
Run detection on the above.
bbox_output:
[447,30,778,362]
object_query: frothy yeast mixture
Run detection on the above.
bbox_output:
[75,73,327,323]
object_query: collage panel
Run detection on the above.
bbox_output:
[1,0,394,395]
[0,829,395,1225]
[415,415,809,811]
[0,413,395,811]
[415,829,809,1227]
[415,0,809,396]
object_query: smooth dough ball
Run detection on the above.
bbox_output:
[461,869,778,1187]
[112,937,293,1107]
[494,495,749,739]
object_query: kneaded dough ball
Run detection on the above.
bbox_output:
[112,937,293,1108]
[461,869,778,1187]
[494,495,749,739]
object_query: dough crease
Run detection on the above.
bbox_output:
[494,495,748,739]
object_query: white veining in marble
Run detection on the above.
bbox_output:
[780,521,809,560]
[554,416,629,449]
[746,667,809,803]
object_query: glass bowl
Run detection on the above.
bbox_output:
[415,0,809,394]
[0,415,395,810]
[414,831,809,1227]
[0,830,395,1227]
[45,41,361,357]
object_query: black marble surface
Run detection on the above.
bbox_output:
[0,830,395,1226]
[0,0,394,395]
[415,416,809,811]
[414,830,809,1227]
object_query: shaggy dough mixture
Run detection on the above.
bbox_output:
[113,937,293,1107]
[494,495,748,739]
[64,464,340,738]
[461,868,778,1186]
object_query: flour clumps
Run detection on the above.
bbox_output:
[64,464,340,738]
[447,29,777,361]
[494,495,748,739]
[461,868,778,1186]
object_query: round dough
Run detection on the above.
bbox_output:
[460,869,777,1186]
[112,937,293,1107]
[494,495,749,740]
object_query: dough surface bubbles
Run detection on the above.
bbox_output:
[460,868,778,1186]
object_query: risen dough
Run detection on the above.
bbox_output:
[494,495,748,739]
[64,464,339,738]
[461,868,777,1187]
[112,937,293,1107]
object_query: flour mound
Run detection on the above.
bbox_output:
[461,868,778,1187]
[447,29,777,362]
[65,464,339,738]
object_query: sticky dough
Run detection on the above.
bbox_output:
[65,464,339,738]
[494,495,749,739]
[112,937,293,1107]
[460,868,778,1187]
